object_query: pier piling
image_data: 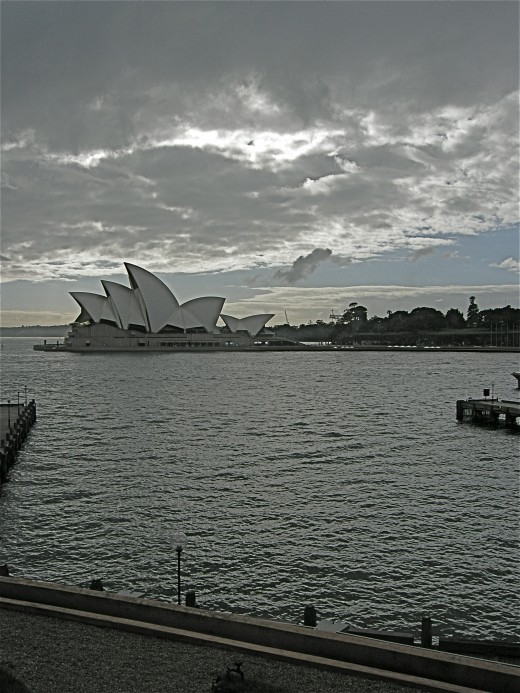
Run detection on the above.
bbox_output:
[0,400,37,484]
[303,605,317,627]
[421,616,433,647]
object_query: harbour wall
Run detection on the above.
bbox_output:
[0,576,518,692]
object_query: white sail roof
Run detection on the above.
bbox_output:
[70,292,118,325]
[124,262,179,333]
[102,281,147,330]
[69,263,273,337]
[181,297,225,332]
[221,313,274,337]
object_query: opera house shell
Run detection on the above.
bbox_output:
[56,262,288,352]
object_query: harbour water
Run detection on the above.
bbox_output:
[1,338,519,641]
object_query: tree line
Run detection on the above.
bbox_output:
[273,297,520,347]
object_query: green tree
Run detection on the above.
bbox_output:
[445,308,466,329]
[408,307,445,331]
[384,310,410,332]
[479,305,520,327]
[367,316,385,333]
[467,296,480,327]
[341,302,368,331]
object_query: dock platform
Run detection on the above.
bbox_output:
[33,342,67,352]
[456,398,520,428]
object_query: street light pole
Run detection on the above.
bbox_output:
[176,546,182,604]
[171,532,187,605]
[7,400,11,429]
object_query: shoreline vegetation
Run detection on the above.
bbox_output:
[1,300,519,348]
[276,299,520,348]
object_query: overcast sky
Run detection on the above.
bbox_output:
[1,1,518,327]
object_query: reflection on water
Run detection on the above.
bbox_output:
[0,338,519,640]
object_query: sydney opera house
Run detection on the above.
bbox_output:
[53,262,293,352]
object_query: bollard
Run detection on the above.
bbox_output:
[421,615,432,647]
[505,413,516,428]
[303,605,317,627]
[185,590,196,607]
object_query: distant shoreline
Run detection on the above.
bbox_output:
[0,326,69,337]
[2,324,520,353]
[30,341,520,354]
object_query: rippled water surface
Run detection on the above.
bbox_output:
[1,338,519,640]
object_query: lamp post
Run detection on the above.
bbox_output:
[171,531,187,605]
[7,400,11,429]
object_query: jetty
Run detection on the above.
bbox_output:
[456,397,519,428]
[0,400,37,483]
[33,340,67,352]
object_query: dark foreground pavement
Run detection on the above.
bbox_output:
[0,608,418,693]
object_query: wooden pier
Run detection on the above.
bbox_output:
[456,398,520,428]
[0,401,37,483]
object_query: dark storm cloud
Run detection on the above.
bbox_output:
[3,2,518,149]
[273,248,333,285]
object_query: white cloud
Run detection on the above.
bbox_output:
[491,257,520,272]
[1,129,36,151]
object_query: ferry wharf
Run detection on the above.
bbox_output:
[0,400,36,483]
[456,397,520,428]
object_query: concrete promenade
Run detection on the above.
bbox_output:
[0,608,418,693]
[1,577,519,692]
